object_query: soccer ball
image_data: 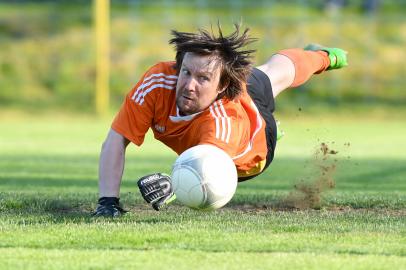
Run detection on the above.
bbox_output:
[171,144,238,210]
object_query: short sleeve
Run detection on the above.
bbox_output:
[111,67,159,146]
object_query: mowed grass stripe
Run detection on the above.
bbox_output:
[1,210,404,256]
[1,210,404,233]
[0,248,405,270]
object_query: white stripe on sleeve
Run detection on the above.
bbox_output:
[132,74,177,101]
[209,106,220,139]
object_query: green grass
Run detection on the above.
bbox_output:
[0,112,405,269]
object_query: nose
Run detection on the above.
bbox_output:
[184,77,197,92]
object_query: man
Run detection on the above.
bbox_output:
[93,24,348,217]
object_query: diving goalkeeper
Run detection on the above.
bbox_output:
[93,24,348,217]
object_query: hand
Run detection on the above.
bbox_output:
[137,173,176,211]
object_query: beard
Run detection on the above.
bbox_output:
[176,92,199,116]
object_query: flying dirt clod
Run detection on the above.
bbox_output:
[282,142,339,210]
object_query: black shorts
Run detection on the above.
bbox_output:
[238,68,277,181]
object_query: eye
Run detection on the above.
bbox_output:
[199,76,210,82]
[181,68,190,75]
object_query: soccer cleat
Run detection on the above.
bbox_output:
[304,44,348,70]
[92,197,127,217]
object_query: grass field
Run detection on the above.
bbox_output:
[0,112,405,269]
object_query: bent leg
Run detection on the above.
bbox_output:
[256,53,295,98]
[256,49,330,98]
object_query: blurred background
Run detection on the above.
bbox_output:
[0,0,405,115]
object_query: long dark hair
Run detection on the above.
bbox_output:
[169,23,257,100]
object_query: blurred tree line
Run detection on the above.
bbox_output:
[0,0,405,112]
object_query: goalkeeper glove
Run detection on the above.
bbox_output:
[137,173,176,211]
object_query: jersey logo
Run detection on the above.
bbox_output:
[131,73,177,105]
[154,124,166,133]
[209,100,231,143]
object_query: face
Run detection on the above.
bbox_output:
[176,52,225,116]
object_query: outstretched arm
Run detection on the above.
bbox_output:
[98,128,130,197]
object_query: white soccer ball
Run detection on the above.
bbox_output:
[171,144,238,210]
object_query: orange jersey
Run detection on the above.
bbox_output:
[112,62,268,177]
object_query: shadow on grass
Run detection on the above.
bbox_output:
[1,189,405,226]
[0,193,95,219]
[0,191,176,223]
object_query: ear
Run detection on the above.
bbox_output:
[217,85,227,94]
[217,79,229,94]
